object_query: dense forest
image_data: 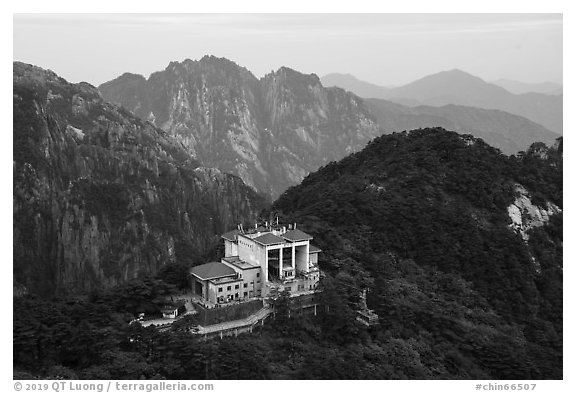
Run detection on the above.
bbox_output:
[14,128,562,379]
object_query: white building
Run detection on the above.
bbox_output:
[190,222,321,304]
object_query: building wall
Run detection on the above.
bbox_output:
[238,236,258,264]
[224,240,238,257]
[221,261,263,299]
[294,242,310,273]
[207,280,245,304]
[309,253,318,265]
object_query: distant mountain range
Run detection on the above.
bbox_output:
[491,79,563,95]
[320,73,391,99]
[365,99,560,155]
[13,62,267,296]
[100,56,381,199]
[322,70,562,134]
[101,60,561,198]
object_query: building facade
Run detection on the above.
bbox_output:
[190,222,321,305]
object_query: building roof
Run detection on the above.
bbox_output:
[282,229,313,242]
[189,262,236,280]
[309,244,322,253]
[221,229,240,242]
[253,233,286,245]
[222,256,260,270]
[209,276,243,285]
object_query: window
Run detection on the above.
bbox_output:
[256,273,260,278]
[243,283,248,288]
[257,280,260,284]
[218,288,223,293]
[244,292,248,297]
[235,284,240,289]
[227,286,231,291]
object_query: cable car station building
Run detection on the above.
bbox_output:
[189,222,321,305]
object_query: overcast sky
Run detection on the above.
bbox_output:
[13,13,562,87]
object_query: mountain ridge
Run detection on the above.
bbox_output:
[322,70,562,134]
[365,98,560,155]
[99,57,382,198]
[272,127,562,378]
[13,61,268,296]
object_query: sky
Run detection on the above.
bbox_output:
[13,14,562,87]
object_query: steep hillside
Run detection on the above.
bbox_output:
[273,128,562,378]
[365,99,560,155]
[13,62,268,296]
[99,56,381,198]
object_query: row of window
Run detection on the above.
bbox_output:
[217,280,260,293]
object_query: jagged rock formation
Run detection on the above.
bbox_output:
[13,62,268,296]
[507,184,561,241]
[99,56,381,198]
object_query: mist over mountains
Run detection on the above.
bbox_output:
[365,99,559,155]
[322,70,562,134]
[13,56,562,380]
[100,58,561,198]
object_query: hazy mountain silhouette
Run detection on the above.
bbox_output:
[365,98,560,155]
[323,69,562,134]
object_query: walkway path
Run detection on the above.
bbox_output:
[195,306,272,335]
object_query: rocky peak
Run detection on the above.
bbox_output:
[99,56,382,198]
[14,62,268,296]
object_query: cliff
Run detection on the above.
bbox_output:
[99,56,381,198]
[13,62,268,296]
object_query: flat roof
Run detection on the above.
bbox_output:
[253,233,286,246]
[282,229,313,242]
[209,276,243,285]
[189,262,236,280]
[222,256,260,270]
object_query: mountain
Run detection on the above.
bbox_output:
[321,73,391,99]
[272,128,562,379]
[492,79,563,95]
[365,98,560,155]
[323,70,562,134]
[383,70,562,134]
[99,56,382,199]
[13,62,268,296]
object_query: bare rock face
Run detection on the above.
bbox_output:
[507,184,561,241]
[99,56,381,198]
[13,62,268,296]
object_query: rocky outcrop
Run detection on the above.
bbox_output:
[99,56,381,198]
[507,184,561,240]
[13,62,268,296]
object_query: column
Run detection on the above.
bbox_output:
[291,245,295,269]
[279,247,283,280]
